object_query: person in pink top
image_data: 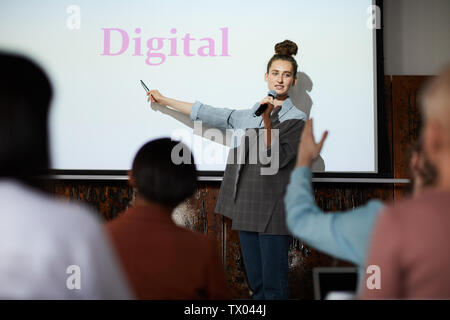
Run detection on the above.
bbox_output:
[362,66,450,299]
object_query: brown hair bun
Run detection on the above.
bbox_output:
[274,40,298,56]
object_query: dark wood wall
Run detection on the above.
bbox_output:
[43,75,429,299]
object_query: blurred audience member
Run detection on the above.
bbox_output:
[0,52,132,299]
[107,138,231,299]
[362,66,450,299]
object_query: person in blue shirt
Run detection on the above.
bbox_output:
[284,119,437,291]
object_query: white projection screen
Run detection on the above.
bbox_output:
[0,0,383,178]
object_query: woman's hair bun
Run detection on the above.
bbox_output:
[274,40,298,56]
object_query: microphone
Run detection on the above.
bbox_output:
[254,90,278,117]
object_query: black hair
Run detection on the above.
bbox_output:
[131,138,197,207]
[0,52,53,185]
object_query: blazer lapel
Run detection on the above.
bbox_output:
[232,98,294,200]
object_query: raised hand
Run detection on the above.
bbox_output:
[296,118,328,168]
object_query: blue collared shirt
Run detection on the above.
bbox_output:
[190,98,306,130]
[284,166,384,288]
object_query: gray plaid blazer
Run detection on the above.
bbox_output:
[190,98,306,235]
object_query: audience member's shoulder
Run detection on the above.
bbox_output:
[413,188,450,210]
[174,223,215,250]
[0,179,101,231]
[384,188,450,218]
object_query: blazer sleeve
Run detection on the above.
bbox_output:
[262,118,305,169]
[190,100,256,130]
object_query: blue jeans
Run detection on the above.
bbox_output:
[238,231,291,300]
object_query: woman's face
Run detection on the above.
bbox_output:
[265,59,297,98]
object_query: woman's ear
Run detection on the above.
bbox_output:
[292,76,298,87]
[410,151,420,173]
[128,170,136,188]
[264,73,268,82]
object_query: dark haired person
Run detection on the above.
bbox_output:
[284,119,437,295]
[0,52,131,299]
[146,40,306,299]
[107,138,230,299]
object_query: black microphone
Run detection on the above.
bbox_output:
[254,90,278,117]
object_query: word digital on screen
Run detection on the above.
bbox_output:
[101,27,231,66]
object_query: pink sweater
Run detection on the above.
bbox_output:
[362,189,450,299]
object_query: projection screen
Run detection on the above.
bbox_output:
[0,0,383,178]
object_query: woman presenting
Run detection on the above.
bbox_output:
[147,40,306,299]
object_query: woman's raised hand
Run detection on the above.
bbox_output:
[260,96,275,119]
[296,119,328,168]
[260,96,282,119]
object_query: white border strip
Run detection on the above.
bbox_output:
[313,267,359,300]
[312,178,409,184]
[45,175,410,184]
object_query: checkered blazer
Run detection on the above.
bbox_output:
[190,98,306,235]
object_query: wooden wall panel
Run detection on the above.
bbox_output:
[45,180,133,221]
[41,75,427,300]
[385,76,394,175]
[392,76,430,200]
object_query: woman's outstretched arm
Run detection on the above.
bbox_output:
[147,90,193,116]
[146,89,260,130]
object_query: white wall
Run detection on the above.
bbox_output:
[383,0,450,75]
